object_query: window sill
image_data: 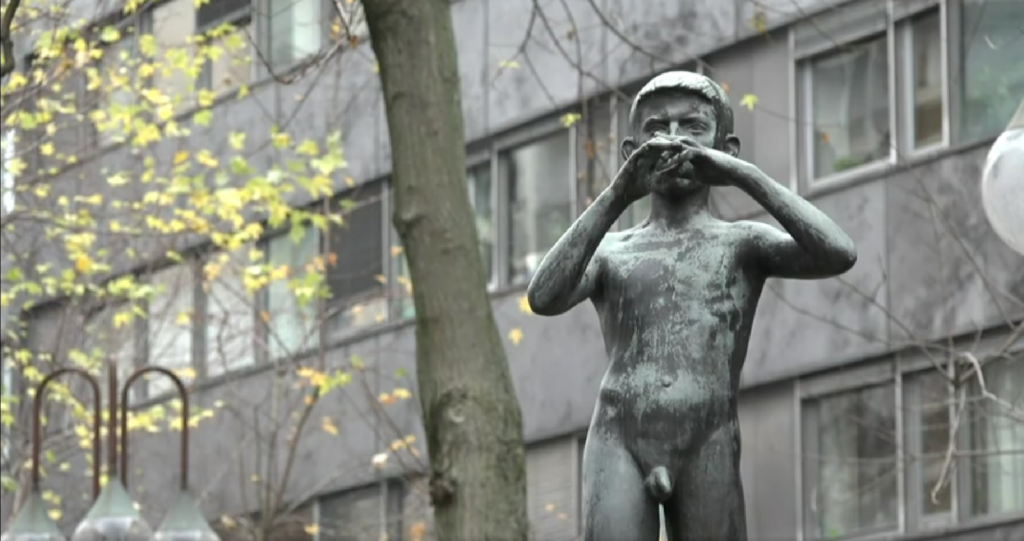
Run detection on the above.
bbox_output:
[801,135,1000,201]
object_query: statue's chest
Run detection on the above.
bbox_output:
[603,238,741,301]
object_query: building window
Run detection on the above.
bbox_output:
[0,350,14,469]
[806,34,890,179]
[392,163,494,319]
[908,10,943,150]
[964,354,1024,517]
[802,383,899,539]
[204,247,255,377]
[318,481,403,541]
[325,183,387,336]
[146,265,195,396]
[468,162,495,283]
[266,227,321,360]
[196,0,252,93]
[265,0,323,71]
[503,130,573,284]
[197,0,250,31]
[957,0,1024,144]
[1,129,14,216]
[577,99,616,213]
[904,371,953,528]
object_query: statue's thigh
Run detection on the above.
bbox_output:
[582,436,660,541]
[664,422,748,541]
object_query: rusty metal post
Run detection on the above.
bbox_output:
[119,367,189,491]
[32,368,103,499]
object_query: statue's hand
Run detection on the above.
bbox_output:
[613,137,689,202]
[672,137,736,187]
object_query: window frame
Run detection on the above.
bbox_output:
[322,180,389,339]
[258,0,327,76]
[797,331,1024,540]
[142,261,201,398]
[196,0,254,91]
[800,379,902,540]
[895,4,950,158]
[494,122,576,287]
[797,30,896,189]
[262,221,324,361]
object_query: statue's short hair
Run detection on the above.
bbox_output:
[628,71,734,146]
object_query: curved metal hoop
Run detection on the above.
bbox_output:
[119,366,189,490]
[33,368,103,499]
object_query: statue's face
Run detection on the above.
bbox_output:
[634,92,719,197]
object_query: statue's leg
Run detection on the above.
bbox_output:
[582,433,661,541]
[663,421,747,541]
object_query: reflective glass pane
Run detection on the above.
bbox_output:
[506,132,573,284]
[811,36,890,178]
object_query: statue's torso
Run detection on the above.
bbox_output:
[589,220,764,462]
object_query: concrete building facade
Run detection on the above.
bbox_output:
[2,0,1022,540]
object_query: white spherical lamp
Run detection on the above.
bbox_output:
[980,99,1024,256]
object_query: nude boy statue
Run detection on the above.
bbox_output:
[526,71,858,541]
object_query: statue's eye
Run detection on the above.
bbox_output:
[646,122,668,133]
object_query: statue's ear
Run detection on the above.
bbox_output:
[621,137,638,163]
[722,134,741,158]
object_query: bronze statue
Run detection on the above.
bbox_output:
[527,71,857,541]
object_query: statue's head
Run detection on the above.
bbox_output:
[622,71,740,196]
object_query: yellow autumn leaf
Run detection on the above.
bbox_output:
[372,452,388,468]
[392,388,412,400]
[48,508,63,521]
[508,327,524,345]
[174,150,190,165]
[519,295,532,314]
[322,416,339,436]
[499,59,521,69]
[560,113,581,128]
[74,254,94,274]
[740,93,759,111]
[272,132,291,149]
[40,142,55,156]
[304,524,320,536]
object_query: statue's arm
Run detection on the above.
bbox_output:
[526,186,629,315]
[726,161,857,279]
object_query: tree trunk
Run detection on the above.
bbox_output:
[361,1,529,541]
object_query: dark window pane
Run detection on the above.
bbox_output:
[911,11,943,149]
[804,384,899,539]
[196,0,251,32]
[327,183,387,334]
[811,35,890,178]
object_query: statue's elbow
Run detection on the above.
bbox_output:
[526,282,561,316]
[833,240,858,274]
